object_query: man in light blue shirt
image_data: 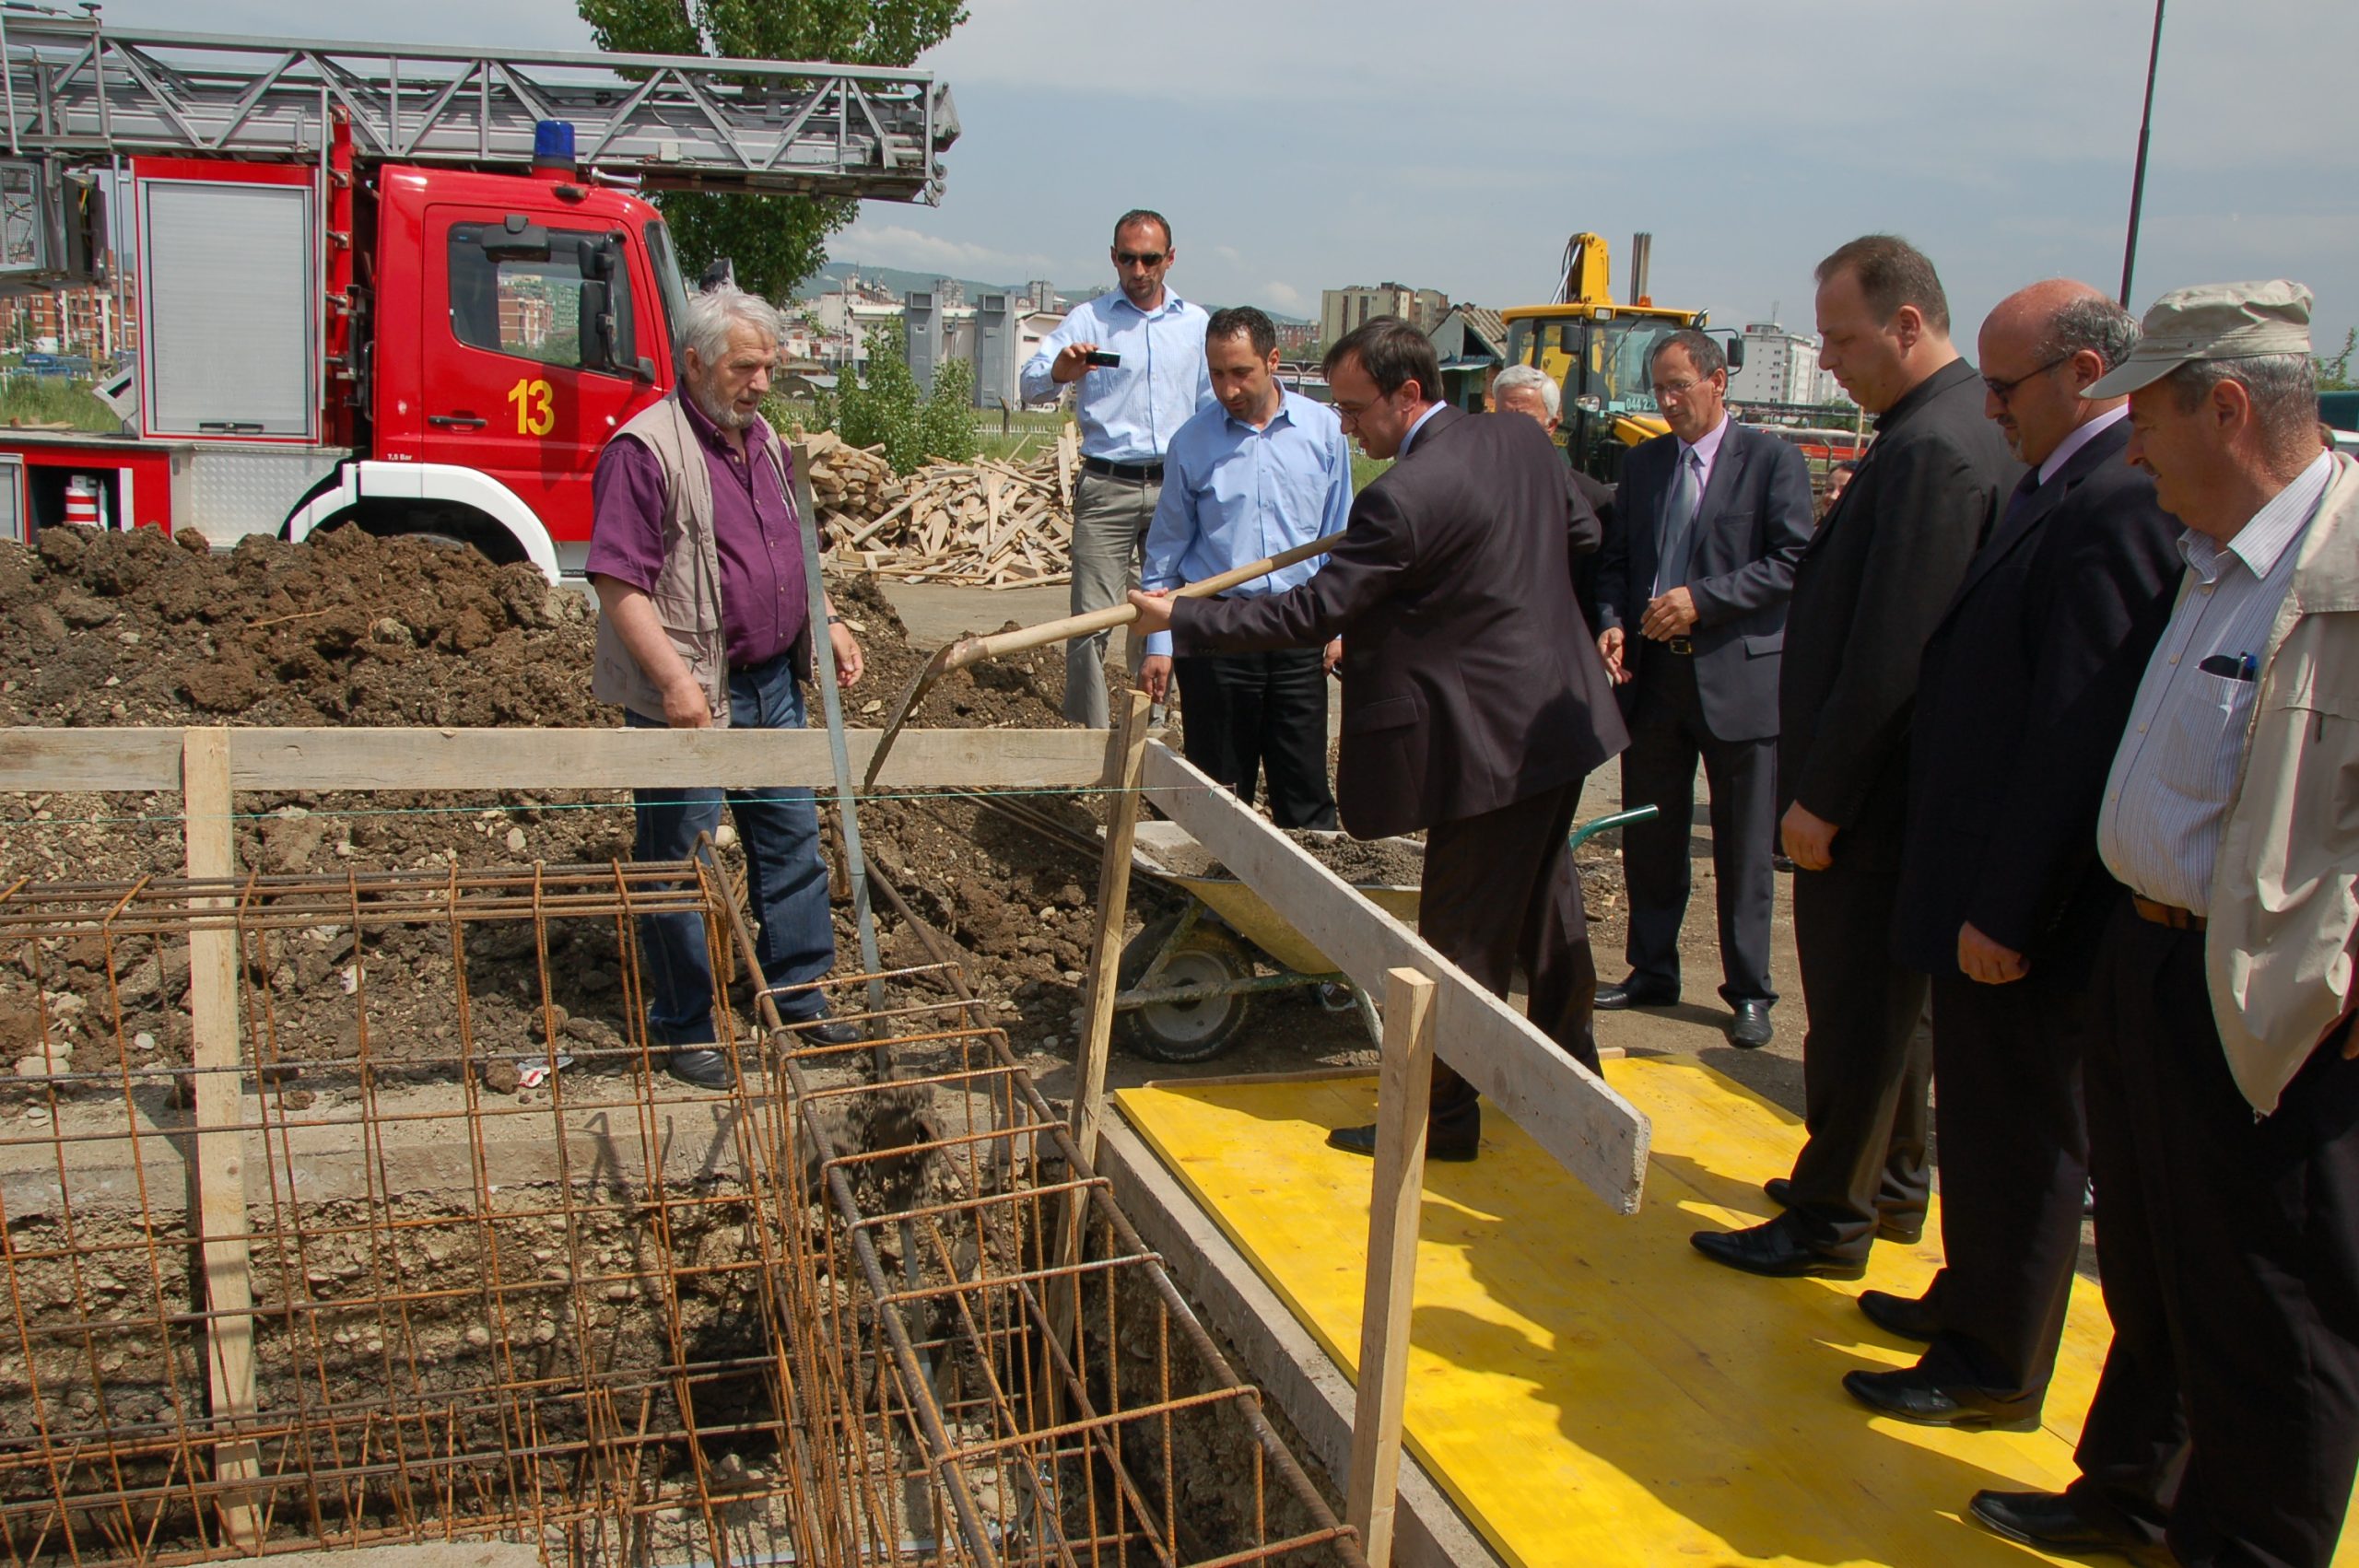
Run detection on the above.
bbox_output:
[1020,209,1213,726]
[1138,306,1348,827]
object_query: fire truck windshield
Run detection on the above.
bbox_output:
[645,219,691,377]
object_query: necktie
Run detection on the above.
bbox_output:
[1999,467,2042,532]
[1655,449,1703,597]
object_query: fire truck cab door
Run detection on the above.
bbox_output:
[422,205,654,544]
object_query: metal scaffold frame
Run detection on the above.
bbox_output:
[0,16,957,202]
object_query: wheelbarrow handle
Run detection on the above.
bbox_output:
[1567,804,1661,851]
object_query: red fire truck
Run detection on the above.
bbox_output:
[0,15,957,579]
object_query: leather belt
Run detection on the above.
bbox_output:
[1664,637,1696,655]
[2131,895,2206,931]
[1081,455,1164,483]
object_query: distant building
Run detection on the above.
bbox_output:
[1272,320,1320,352]
[1727,321,1843,407]
[1425,304,1508,411]
[1019,279,1059,313]
[0,270,136,360]
[1320,283,1449,345]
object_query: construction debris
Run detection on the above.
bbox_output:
[802,425,1083,590]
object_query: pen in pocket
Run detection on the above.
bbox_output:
[2196,651,2258,682]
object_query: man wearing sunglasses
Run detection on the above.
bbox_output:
[1019,209,1214,727]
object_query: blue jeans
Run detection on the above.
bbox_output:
[626,654,835,1045]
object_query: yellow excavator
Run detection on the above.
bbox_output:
[1500,232,1740,485]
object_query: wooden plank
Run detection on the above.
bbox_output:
[181,730,261,1548]
[1142,743,1648,1214]
[1347,966,1436,1568]
[0,728,182,791]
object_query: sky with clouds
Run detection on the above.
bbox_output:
[96,0,2359,354]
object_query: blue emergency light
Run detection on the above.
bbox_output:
[532,120,578,176]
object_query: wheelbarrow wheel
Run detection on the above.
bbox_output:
[1117,915,1254,1063]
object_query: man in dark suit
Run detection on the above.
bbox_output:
[1840,281,2181,1427]
[1592,330,1813,1048]
[1130,317,1628,1161]
[1693,235,2022,1278]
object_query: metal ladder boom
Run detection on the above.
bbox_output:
[0,17,957,203]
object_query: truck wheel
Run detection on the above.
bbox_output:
[308,505,526,567]
[1115,914,1253,1063]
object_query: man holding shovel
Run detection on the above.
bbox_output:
[1130,317,1628,1162]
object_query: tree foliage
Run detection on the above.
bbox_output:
[576,0,968,299]
[836,318,927,474]
[918,357,980,466]
[2316,326,2357,392]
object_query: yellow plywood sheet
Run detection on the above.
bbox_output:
[1116,1057,2356,1568]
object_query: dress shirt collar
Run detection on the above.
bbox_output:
[1225,389,1297,434]
[1678,415,1730,471]
[1397,402,1446,458]
[1101,287,1188,322]
[2179,451,2332,584]
[2037,403,2128,486]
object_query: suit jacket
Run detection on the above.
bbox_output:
[1893,418,2180,981]
[1595,419,1815,742]
[1778,358,2025,872]
[1170,405,1628,839]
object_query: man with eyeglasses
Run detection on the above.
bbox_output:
[1592,331,1813,1051]
[1020,209,1214,727]
[1846,281,2177,1434]
[1692,235,2022,1281]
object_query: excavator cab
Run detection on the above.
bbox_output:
[1503,307,1735,486]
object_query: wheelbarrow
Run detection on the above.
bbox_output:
[1109,806,1657,1063]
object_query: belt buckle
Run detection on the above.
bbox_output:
[1666,637,1695,655]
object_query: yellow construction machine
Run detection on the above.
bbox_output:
[1500,231,1739,485]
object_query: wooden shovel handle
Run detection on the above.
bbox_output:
[949,530,1344,669]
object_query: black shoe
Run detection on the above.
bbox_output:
[1325,1122,1480,1163]
[1842,1367,2037,1430]
[1596,977,1678,1011]
[1727,999,1773,1048]
[665,1048,735,1090]
[782,1015,864,1047]
[1772,853,1798,874]
[1689,1215,1866,1279]
[1967,1490,2165,1561]
[1761,1177,1923,1243]
[1857,1288,1940,1342]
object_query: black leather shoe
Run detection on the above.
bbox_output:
[1857,1288,1940,1342]
[1727,1000,1773,1048]
[1842,1367,2037,1430]
[782,1016,864,1047]
[665,1048,735,1090]
[1761,1178,1923,1243]
[1968,1490,2165,1561]
[1689,1216,1866,1279]
[1325,1122,1480,1162]
[1595,977,1678,1011]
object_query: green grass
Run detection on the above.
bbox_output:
[0,377,122,433]
[1350,453,1393,492]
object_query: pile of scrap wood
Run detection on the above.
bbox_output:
[799,425,1083,589]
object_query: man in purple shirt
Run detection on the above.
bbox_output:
[587,285,865,1088]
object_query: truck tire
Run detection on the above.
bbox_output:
[1114,914,1253,1063]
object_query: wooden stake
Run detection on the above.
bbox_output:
[181,729,261,1549]
[1345,965,1436,1568]
[1070,687,1153,1168]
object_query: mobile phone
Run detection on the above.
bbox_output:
[1085,349,1121,368]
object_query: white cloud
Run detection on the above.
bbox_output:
[1261,281,1305,310]
[831,220,1058,279]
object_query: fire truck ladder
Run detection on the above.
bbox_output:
[0,15,957,202]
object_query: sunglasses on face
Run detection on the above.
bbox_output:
[1115,251,1166,267]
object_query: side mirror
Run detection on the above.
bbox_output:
[480,214,551,263]
[1719,332,1746,373]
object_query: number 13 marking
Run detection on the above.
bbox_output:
[507,378,555,436]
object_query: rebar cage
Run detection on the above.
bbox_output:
[0,860,1357,1568]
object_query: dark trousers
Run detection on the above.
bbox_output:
[1615,649,1778,1004]
[2067,895,2359,1568]
[1172,648,1338,829]
[627,656,836,1042]
[1785,863,1932,1258]
[1416,780,1599,1139]
[1914,973,2089,1411]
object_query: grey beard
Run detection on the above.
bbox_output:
[687,379,755,431]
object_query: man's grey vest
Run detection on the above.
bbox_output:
[590,392,810,728]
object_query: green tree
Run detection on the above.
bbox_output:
[837,318,926,474]
[918,356,979,464]
[2316,326,2357,392]
[576,0,968,298]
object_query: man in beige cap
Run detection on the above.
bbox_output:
[1966,279,2359,1568]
